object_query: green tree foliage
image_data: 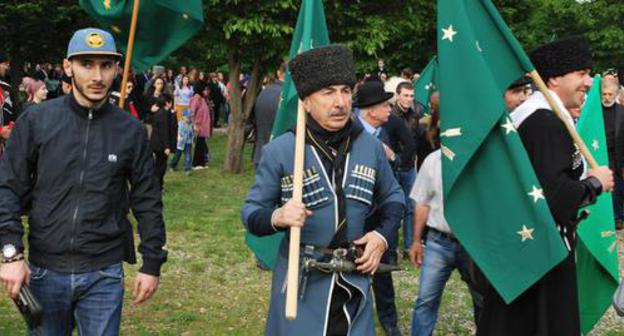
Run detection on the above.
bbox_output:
[2,0,623,174]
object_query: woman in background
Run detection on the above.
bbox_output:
[190,82,212,169]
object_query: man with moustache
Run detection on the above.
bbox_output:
[601,78,624,229]
[242,44,404,335]
[0,28,167,335]
[479,36,614,336]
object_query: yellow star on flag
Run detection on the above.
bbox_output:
[527,186,545,203]
[103,0,111,10]
[501,118,517,135]
[441,25,457,42]
[517,225,535,242]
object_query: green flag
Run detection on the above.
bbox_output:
[245,0,330,270]
[576,75,619,334]
[79,0,203,72]
[413,56,438,115]
[438,0,568,303]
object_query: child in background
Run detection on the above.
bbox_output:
[169,108,193,175]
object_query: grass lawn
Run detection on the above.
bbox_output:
[1,135,623,335]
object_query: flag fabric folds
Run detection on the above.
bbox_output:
[576,75,619,334]
[413,56,438,115]
[79,0,204,72]
[437,0,568,303]
[245,0,330,269]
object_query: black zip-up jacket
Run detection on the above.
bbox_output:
[0,94,167,276]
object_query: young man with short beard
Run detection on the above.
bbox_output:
[0,28,167,335]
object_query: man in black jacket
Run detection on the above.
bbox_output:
[151,94,174,192]
[355,80,413,336]
[480,35,613,336]
[0,28,167,335]
[601,78,624,229]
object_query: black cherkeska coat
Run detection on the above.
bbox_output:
[478,108,588,336]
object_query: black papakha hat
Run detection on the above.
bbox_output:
[529,36,592,81]
[289,44,357,99]
[353,80,394,108]
[507,75,532,90]
[0,52,7,64]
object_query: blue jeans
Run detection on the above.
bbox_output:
[411,230,483,336]
[28,263,124,336]
[396,168,416,251]
[169,143,192,171]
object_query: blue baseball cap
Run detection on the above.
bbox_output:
[66,28,122,59]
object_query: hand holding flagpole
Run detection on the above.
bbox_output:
[285,100,306,320]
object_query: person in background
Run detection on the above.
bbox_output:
[504,76,531,112]
[601,78,624,230]
[174,75,193,121]
[169,108,194,175]
[145,77,166,122]
[150,94,174,192]
[190,81,212,169]
[252,62,285,167]
[21,77,48,111]
[208,72,225,128]
[110,80,139,119]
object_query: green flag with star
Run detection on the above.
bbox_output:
[576,75,619,334]
[245,0,330,270]
[438,0,568,303]
[79,0,203,72]
[413,56,438,115]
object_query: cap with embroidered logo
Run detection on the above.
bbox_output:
[67,28,122,59]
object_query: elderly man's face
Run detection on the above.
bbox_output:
[602,86,618,107]
[303,84,353,132]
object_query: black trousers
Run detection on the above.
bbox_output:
[192,137,209,167]
[372,249,399,328]
[153,150,168,191]
[213,105,221,128]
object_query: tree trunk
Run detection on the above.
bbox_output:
[223,49,243,173]
[223,48,266,174]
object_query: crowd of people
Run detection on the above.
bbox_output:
[0,24,623,336]
[0,53,247,188]
[245,37,624,336]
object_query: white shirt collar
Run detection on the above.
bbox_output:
[511,89,574,129]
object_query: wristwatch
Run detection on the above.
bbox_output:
[1,244,23,263]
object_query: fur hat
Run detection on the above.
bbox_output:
[0,52,7,64]
[289,44,357,99]
[529,36,592,81]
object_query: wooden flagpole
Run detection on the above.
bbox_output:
[285,100,306,320]
[528,70,599,169]
[119,0,140,108]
